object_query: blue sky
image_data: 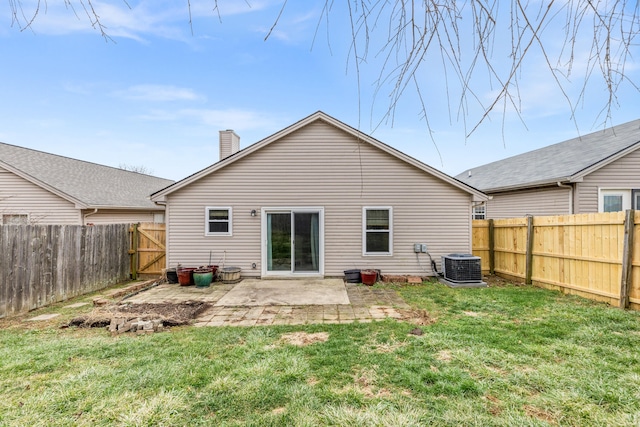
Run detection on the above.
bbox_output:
[1,1,639,181]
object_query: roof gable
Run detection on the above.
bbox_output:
[0,142,174,209]
[455,119,640,192]
[151,111,486,201]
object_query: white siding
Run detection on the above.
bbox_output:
[166,120,473,277]
[82,209,164,225]
[0,167,81,224]
[486,186,571,219]
[575,148,640,213]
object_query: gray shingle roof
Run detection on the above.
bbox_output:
[455,119,640,192]
[0,142,174,209]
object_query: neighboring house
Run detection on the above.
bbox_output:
[151,111,487,278]
[455,119,640,219]
[0,142,174,225]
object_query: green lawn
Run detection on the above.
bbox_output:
[2,280,640,426]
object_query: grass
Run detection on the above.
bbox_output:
[2,280,640,426]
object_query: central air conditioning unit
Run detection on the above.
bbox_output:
[442,254,482,283]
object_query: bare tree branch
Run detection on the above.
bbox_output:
[8,0,639,136]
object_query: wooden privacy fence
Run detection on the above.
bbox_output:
[472,211,640,309]
[0,223,130,318]
[129,222,166,279]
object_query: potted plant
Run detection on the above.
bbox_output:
[361,270,378,286]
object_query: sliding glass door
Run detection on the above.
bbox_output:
[265,209,322,275]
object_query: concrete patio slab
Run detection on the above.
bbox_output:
[214,278,349,306]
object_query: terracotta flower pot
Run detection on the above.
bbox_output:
[361,270,378,286]
[177,267,196,286]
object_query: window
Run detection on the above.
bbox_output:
[2,214,28,225]
[363,207,392,255]
[603,195,623,212]
[633,190,640,210]
[472,204,486,220]
[599,189,631,213]
[205,207,232,236]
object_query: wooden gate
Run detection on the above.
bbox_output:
[130,222,166,278]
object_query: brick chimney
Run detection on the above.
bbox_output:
[219,129,240,160]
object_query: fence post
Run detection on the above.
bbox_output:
[619,209,635,309]
[129,223,139,280]
[488,219,495,275]
[525,215,534,285]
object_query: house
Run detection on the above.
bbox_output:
[0,142,174,225]
[455,119,640,219]
[151,111,487,278]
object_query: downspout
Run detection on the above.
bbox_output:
[83,208,98,225]
[557,182,573,214]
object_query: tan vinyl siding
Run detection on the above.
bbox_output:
[81,209,164,225]
[486,186,571,219]
[0,168,81,224]
[575,148,640,213]
[166,120,473,277]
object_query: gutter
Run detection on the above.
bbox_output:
[83,208,98,225]
[483,177,574,194]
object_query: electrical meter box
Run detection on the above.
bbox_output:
[413,244,428,253]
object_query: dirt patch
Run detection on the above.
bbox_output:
[371,342,406,353]
[437,350,453,362]
[353,367,390,398]
[66,301,211,328]
[524,405,556,424]
[280,331,329,346]
[485,275,524,287]
[396,308,435,326]
[486,395,503,416]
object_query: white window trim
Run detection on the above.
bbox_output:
[205,206,232,236]
[362,206,393,256]
[598,189,631,213]
[472,204,486,220]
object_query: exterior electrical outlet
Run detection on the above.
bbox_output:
[414,244,428,253]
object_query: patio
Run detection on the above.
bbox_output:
[124,278,412,327]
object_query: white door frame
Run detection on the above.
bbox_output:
[261,207,325,278]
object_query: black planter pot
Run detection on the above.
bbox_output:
[166,268,179,284]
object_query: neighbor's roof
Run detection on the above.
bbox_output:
[151,111,487,201]
[455,119,640,193]
[0,142,174,209]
